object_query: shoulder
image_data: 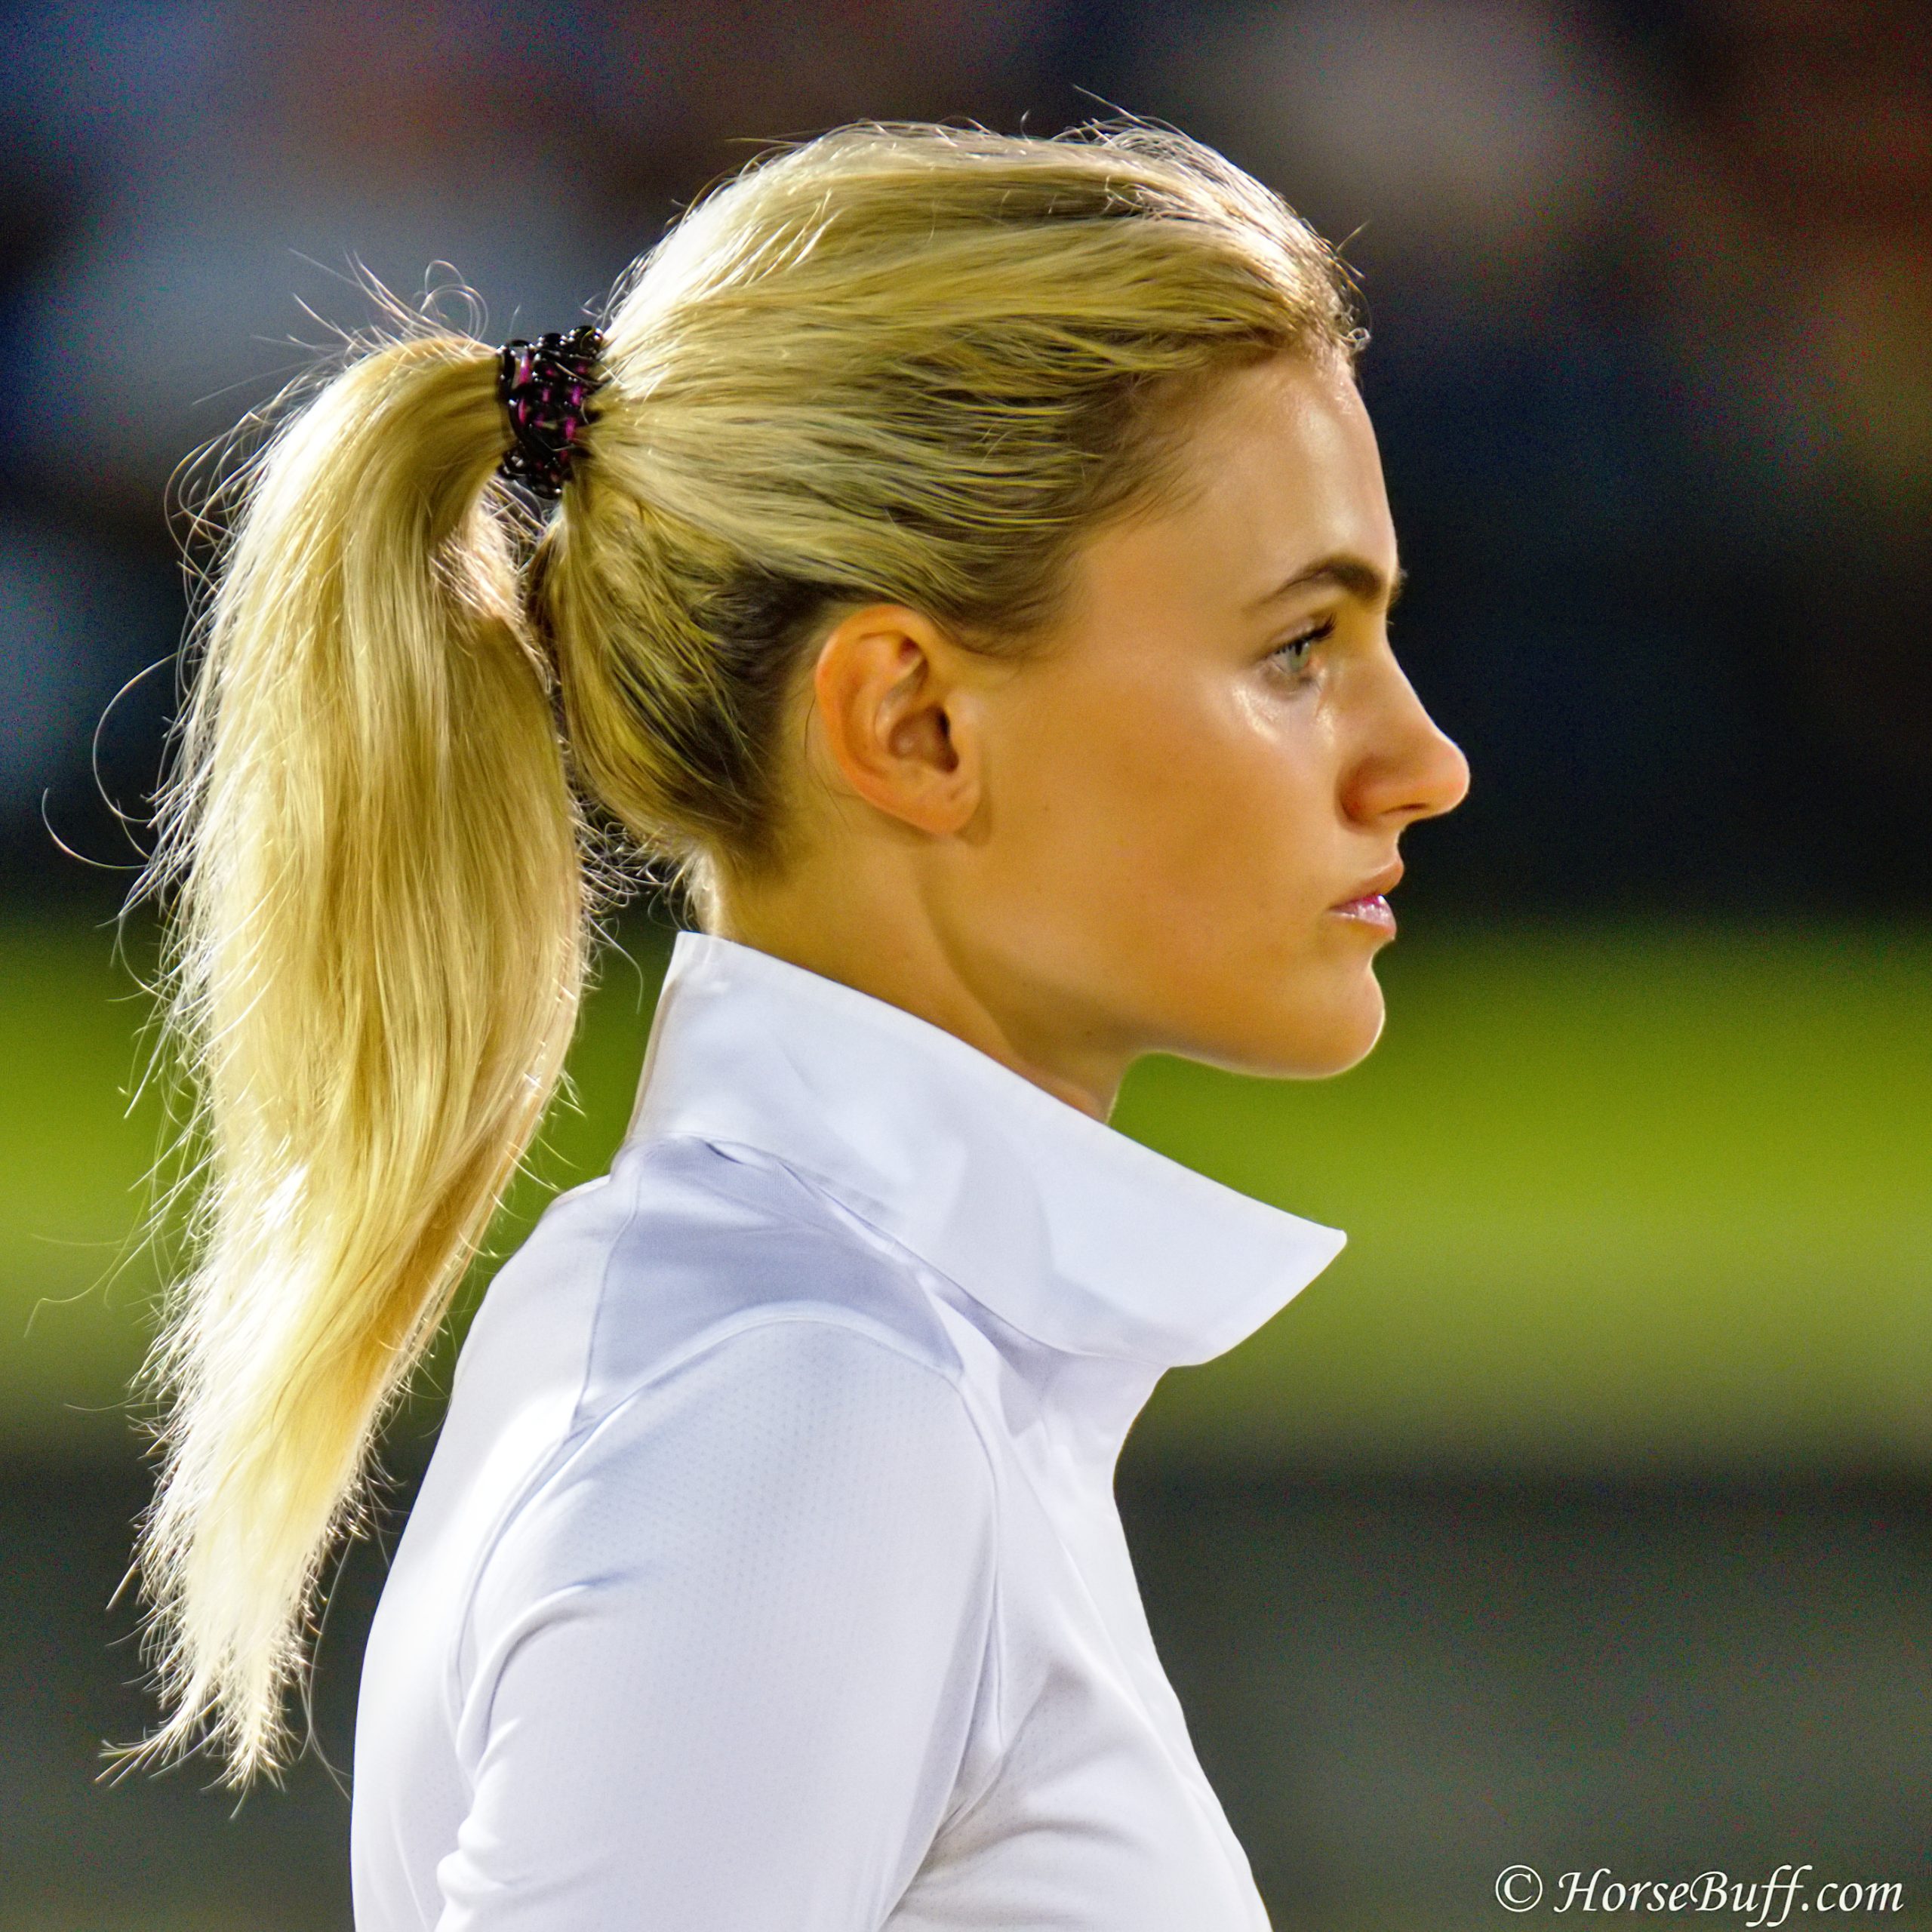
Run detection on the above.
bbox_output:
[472,1306,1000,1652]
[454,1131,968,1436]
[586,1131,970,1410]
[454,1133,992,1573]
[386,1138,1001,1715]
[558,1309,991,1523]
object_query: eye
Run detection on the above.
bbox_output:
[1268,618,1334,675]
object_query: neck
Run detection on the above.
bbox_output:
[707,860,1129,1123]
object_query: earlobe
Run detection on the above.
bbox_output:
[810,605,981,837]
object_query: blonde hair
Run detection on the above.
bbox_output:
[128,120,1358,1780]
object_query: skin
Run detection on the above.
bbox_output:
[711,352,1470,1122]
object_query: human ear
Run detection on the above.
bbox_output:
[808,604,982,837]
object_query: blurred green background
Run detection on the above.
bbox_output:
[10,914,1929,1473]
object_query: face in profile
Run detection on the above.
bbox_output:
[958,352,1471,1087]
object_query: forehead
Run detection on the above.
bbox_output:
[1156,354,1396,586]
[1044,353,1398,647]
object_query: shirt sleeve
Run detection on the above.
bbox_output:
[433,1316,1001,1931]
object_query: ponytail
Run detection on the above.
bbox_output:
[129,331,590,1777]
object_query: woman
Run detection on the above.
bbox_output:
[130,122,1468,1926]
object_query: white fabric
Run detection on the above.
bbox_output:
[351,930,1346,1930]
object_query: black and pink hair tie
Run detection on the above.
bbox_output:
[496,325,608,500]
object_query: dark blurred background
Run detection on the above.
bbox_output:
[2,3,1927,1928]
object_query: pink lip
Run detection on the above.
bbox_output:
[1328,894,1396,934]
[1329,860,1403,933]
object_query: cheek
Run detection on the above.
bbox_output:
[1008,669,1334,940]
[1188,697,1340,925]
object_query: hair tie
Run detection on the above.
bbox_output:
[496,325,608,500]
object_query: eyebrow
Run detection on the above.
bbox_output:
[1247,554,1407,613]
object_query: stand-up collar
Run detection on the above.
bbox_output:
[624,931,1346,1371]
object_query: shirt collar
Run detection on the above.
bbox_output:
[624,931,1346,1371]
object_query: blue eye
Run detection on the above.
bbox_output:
[1269,620,1333,672]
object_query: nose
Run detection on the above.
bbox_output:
[1343,662,1470,829]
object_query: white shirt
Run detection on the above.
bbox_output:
[352,930,1346,1930]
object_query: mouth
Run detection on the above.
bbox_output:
[1327,860,1404,934]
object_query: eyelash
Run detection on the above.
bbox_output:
[1269,619,1334,674]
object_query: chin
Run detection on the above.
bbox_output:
[1266,967,1387,1078]
[1189,969,1386,1081]
[1317,1009,1387,1076]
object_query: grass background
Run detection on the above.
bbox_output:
[5,913,1927,1472]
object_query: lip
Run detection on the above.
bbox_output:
[1329,860,1404,911]
[1327,860,1404,934]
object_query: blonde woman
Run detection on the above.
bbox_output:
[130,122,1468,1927]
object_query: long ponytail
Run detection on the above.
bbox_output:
[129,331,590,1777]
